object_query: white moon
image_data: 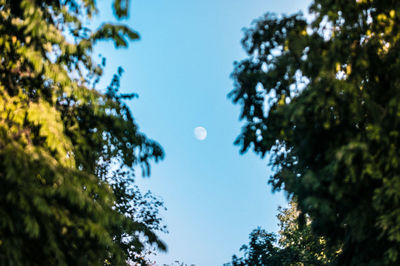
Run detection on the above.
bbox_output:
[194,126,207,140]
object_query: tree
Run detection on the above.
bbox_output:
[230,0,400,264]
[275,201,336,265]
[0,0,166,264]
[228,228,280,266]
[226,201,334,266]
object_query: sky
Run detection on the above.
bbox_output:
[95,0,311,265]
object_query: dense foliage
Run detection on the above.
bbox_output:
[231,0,400,264]
[227,201,334,266]
[0,0,165,265]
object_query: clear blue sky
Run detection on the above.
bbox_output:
[95,0,311,265]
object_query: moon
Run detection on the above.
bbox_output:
[194,126,207,141]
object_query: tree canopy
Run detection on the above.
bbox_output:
[0,0,165,265]
[231,0,400,264]
[226,201,335,266]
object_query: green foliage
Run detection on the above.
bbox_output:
[0,0,165,265]
[231,1,400,264]
[276,201,336,265]
[226,201,335,266]
[229,229,279,266]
